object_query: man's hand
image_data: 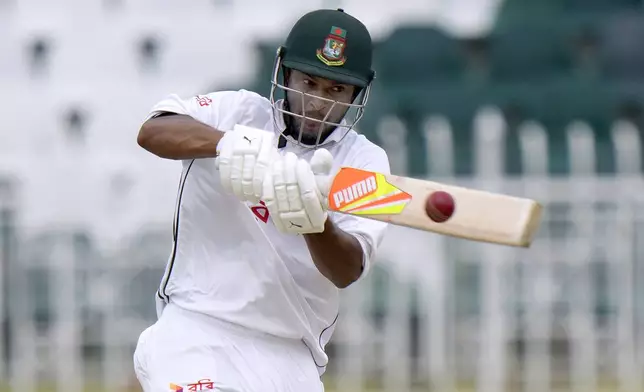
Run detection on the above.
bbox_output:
[263,149,334,234]
[215,124,278,204]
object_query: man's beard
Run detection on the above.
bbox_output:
[283,116,336,145]
[282,100,335,145]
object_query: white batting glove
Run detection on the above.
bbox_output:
[263,149,334,234]
[215,124,278,204]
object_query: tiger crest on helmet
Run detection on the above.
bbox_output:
[317,26,347,66]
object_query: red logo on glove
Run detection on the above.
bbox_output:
[250,201,269,223]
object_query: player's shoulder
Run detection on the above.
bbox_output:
[335,130,390,173]
[200,89,270,108]
[344,131,389,161]
[189,89,272,126]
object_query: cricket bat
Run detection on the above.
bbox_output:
[326,167,543,248]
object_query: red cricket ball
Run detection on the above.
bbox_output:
[425,191,455,223]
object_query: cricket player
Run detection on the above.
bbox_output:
[133,8,390,392]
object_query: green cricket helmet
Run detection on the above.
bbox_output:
[270,8,375,147]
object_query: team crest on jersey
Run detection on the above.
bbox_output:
[317,26,347,66]
[194,95,212,107]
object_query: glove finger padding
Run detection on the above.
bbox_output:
[262,164,286,232]
[310,148,333,209]
[272,160,290,213]
[230,154,244,198]
[310,149,333,177]
[258,150,332,235]
[238,131,264,201]
[252,135,276,202]
[216,125,277,203]
[283,152,302,212]
[241,154,256,200]
[296,158,327,229]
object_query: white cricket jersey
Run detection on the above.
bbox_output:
[143,89,390,373]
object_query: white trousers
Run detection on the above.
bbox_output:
[133,303,325,392]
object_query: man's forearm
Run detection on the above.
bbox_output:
[304,220,364,289]
[137,114,225,160]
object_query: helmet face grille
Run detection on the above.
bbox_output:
[269,52,372,149]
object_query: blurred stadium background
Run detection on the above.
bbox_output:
[2,0,644,391]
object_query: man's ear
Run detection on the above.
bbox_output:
[282,67,291,87]
[351,87,363,103]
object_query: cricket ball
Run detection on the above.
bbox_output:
[425,191,455,223]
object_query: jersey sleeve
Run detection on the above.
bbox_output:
[142,90,247,130]
[330,143,391,283]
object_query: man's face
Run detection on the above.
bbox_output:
[285,69,356,144]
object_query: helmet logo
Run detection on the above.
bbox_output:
[316,26,347,66]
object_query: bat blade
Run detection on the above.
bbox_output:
[327,167,543,247]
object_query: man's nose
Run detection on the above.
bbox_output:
[304,95,328,113]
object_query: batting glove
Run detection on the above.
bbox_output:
[215,124,279,204]
[262,149,334,234]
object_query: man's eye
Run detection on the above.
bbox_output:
[332,86,345,93]
[303,79,314,86]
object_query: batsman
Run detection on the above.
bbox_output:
[134,8,390,392]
